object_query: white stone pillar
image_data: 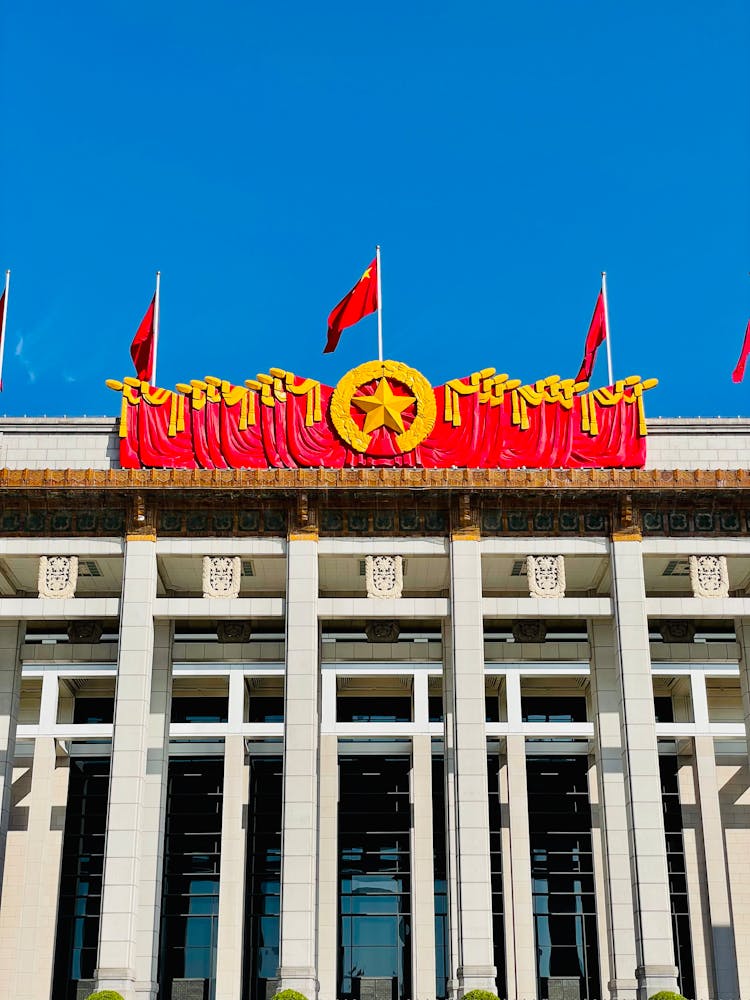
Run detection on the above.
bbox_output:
[134,621,173,1000]
[96,536,158,1000]
[317,733,338,1000]
[610,539,679,998]
[412,733,437,1000]
[278,535,319,998]
[691,731,740,999]
[0,622,23,900]
[13,736,70,1000]
[216,734,250,1000]
[589,619,639,1000]
[447,536,497,995]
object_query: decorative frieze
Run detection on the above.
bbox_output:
[526,555,566,599]
[202,556,241,599]
[365,620,401,643]
[512,620,548,643]
[365,555,404,599]
[689,555,729,598]
[38,555,78,599]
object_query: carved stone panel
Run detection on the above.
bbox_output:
[365,555,404,599]
[365,620,401,643]
[512,620,548,644]
[217,621,252,643]
[202,556,241,599]
[658,620,697,644]
[526,555,566,599]
[689,555,729,598]
[38,555,78,599]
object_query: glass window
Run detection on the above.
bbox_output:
[660,755,696,999]
[522,697,587,723]
[248,697,284,723]
[487,756,507,998]
[337,698,412,723]
[338,757,412,1000]
[171,698,228,724]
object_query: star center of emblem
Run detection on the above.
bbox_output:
[351,378,416,434]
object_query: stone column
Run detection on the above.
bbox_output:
[501,735,537,1000]
[610,538,679,998]
[216,734,250,1000]
[317,733,338,1000]
[0,622,23,901]
[134,621,173,1000]
[447,534,497,995]
[691,725,740,998]
[278,534,320,998]
[13,736,70,1000]
[96,535,158,1000]
[735,617,750,761]
[412,733,437,999]
[589,619,639,1000]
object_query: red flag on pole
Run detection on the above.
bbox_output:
[575,291,607,383]
[324,258,378,354]
[732,319,750,383]
[130,295,156,382]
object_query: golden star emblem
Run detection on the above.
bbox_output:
[351,378,415,434]
[360,265,372,281]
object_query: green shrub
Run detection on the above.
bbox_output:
[462,991,501,1000]
[271,991,309,1000]
[85,992,126,1000]
[648,992,687,1000]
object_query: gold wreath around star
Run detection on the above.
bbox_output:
[330,360,437,453]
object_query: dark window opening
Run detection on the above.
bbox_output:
[654,697,675,723]
[158,758,223,1000]
[485,696,500,723]
[171,698,228,724]
[248,697,285,723]
[522,697,587,723]
[243,757,282,1000]
[52,757,111,1000]
[73,698,114,725]
[432,758,449,1000]
[660,755,695,999]
[337,697,412,723]
[487,756,507,999]
[338,756,412,1000]
[428,696,444,723]
[527,756,601,1000]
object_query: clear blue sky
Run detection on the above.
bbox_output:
[1,2,748,418]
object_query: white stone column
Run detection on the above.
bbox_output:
[13,736,70,1000]
[317,733,338,1000]
[216,734,250,1000]
[278,535,320,998]
[610,539,679,998]
[690,692,740,1000]
[134,621,173,1000]
[589,619,639,1000]
[0,622,23,900]
[447,536,497,995]
[412,733,437,1000]
[96,536,158,1000]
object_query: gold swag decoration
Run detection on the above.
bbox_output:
[330,360,437,453]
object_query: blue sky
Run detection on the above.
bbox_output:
[1,2,748,418]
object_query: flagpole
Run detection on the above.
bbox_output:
[0,270,10,392]
[152,270,161,384]
[601,270,614,386]
[376,245,383,362]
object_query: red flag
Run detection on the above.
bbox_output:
[575,291,607,383]
[732,319,750,383]
[324,258,378,354]
[130,295,156,381]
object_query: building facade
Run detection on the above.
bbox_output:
[0,415,749,1000]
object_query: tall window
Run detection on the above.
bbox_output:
[159,757,224,1000]
[527,756,601,1000]
[243,756,283,1000]
[52,757,110,1000]
[659,754,695,999]
[432,757,449,1000]
[487,756,507,998]
[338,756,412,1000]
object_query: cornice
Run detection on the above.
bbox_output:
[0,467,748,493]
